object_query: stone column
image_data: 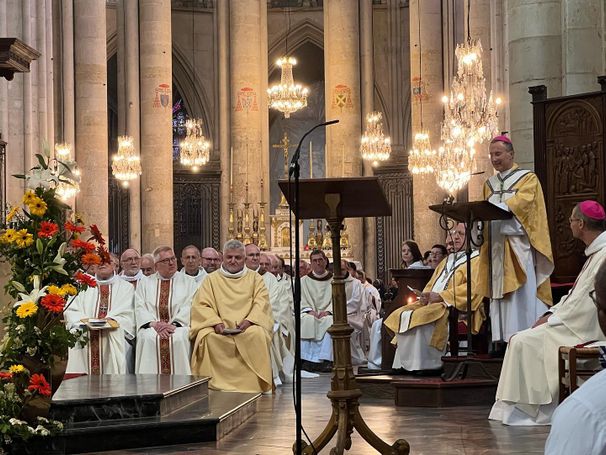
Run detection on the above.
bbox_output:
[218,0,231,244]
[507,0,562,168]
[324,0,363,261]
[118,0,142,251]
[139,0,173,251]
[44,0,54,146]
[562,0,603,95]
[360,0,377,276]
[409,0,444,251]
[229,0,268,213]
[74,0,109,235]
[61,0,75,146]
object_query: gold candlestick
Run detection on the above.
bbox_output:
[258,201,268,250]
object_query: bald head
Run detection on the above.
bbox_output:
[269,254,280,276]
[120,248,141,277]
[201,247,221,273]
[245,243,261,270]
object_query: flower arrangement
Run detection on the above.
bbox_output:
[0,148,107,447]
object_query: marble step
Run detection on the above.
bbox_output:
[50,390,261,454]
[51,374,210,424]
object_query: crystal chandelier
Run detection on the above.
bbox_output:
[360,111,391,163]
[111,135,142,188]
[268,57,309,118]
[53,142,81,200]
[179,118,210,171]
[408,0,436,175]
[408,131,437,174]
[434,143,476,195]
[441,37,501,149]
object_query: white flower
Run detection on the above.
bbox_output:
[14,276,47,308]
[9,418,26,426]
[26,168,58,190]
[14,325,25,334]
[34,425,50,436]
[26,346,37,356]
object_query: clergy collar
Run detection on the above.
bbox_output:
[95,273,117,286]
[308,270,333,281]
[220,265,248,279]
[586,231,606,256]
[120,270,144,282]
[181,267,203,277]
[497,163,519,180]
[156,271,175,281]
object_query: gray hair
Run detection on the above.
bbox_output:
[223,239,245,253]
[152,246,174,262]
[573,204,606,232]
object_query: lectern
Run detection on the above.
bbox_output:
[280,177,409,455]
[429,201,512,378]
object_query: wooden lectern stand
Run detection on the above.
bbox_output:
[280,177,409,455]
[429,201,511,377]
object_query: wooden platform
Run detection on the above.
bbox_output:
[393,377,497,407]
[45,375,260,454]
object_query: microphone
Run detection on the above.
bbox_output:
[289,120,339,176]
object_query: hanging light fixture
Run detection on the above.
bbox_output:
[111,135,141,188]
[267,8,309,118]
[53,142,81,201]
[179,118,210,171]
[408,0,436,174]
[179,1,211,171]
[360,111,391,164]
[435,0,502,194]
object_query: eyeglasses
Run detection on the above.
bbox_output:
[156,256,177,265]
[202,257,221,262]
[122,257,140,263]
[569,217,581,223]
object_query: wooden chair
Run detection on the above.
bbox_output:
[558,346,602,402]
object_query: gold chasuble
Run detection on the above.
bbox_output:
[190,267,274,393]
[384,251,484,351]
[476,165,554,305]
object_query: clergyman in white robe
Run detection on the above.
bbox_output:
[135,271,198,374]
[490,230,606,425]
[178,267,208,285]
[301,270,334,364]
[344,272,367,366]
[65,274,135,375]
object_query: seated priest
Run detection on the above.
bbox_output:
[301,249,334,372]
[490,200,606,425]
[200,247,222,273]
[178,244,207,284]
[384,223,484,372]
[140,253,155,276]
[65,259,135,375]
[259,252,295,385]
[190,240,274,393]
[119,248,144,288]
[135,246,198,374]
[341,260,368,366]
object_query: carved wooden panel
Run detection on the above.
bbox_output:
[532,81,606,283]
[173,170,220,256]
[375,168,413,282]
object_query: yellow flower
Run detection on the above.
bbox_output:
[60,284,77,296]
[6,206,19,222]
[22,191,36,205]
[8,364,25,374]
[28,197,47,217]
[14,229,33,248]
[15,301,38,318]
[47,285,64,297]
[0,229,17,244]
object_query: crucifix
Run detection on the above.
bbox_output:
[272,132,293,207]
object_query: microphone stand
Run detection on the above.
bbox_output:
[289,120,338,455]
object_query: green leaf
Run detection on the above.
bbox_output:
[12,174,26,179]
[50,265,68,275]
[36,238,43,255]
[35,153,48,169]
[10,281,26,292]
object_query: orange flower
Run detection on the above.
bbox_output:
[64,221,85,234]
[40,294,66,313]
[28,373,51,397]
[89,224,105,246]
[74,271,97,288]
[38,221,59,239]
[81,252,101,266]
[0,372,13,381]
[70,239,96,252]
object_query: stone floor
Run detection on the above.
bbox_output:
[85,374,550,454]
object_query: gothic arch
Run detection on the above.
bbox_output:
[171,44,214,141]
[268,18,324,74]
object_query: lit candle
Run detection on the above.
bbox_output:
[230,146,233,186]
[309,141,313,178]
